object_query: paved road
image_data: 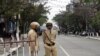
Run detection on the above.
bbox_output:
[12,35,100,56]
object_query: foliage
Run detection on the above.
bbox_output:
[0,0,24,17]
[0,0,49,33]
[90,11,100,31]
[38,16,48,25]
[53,0,100,34]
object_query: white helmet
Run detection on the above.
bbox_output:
[30,22,40,29]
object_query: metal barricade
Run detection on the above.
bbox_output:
[0,38,34,56]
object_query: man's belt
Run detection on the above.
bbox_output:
[46,43,55,46]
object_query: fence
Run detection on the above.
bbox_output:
[0,38,34,56]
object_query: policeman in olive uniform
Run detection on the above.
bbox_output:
[42,22,57,56]
[28,22,40,56]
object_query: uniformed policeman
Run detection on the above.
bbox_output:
[28,22,40,56]
[42,22,57,56]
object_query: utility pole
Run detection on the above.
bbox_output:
[15,14,20,41]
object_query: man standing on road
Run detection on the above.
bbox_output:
[28,22,40,56]
[42,22,57,56]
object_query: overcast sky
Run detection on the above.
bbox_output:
[45,0,71,19]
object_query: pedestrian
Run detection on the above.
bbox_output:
[28,22,40,56]
[0,16,5,42]
[42,22,57,56]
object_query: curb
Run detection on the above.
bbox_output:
[1,45,21,56]
[87,37,100,40]
[67,35,100,41]
[76,35,100,40]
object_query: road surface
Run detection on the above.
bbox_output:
[12,35,100,56]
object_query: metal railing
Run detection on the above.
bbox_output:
[0,37,34,56]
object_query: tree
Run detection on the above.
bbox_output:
[0,0,49,33]
[0,0,24,17]
[90,11,100,32]
[38,16,48,25]
[53,1,93,33]
[20,3,48,33]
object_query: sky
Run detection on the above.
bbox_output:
[45,0,71,20]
